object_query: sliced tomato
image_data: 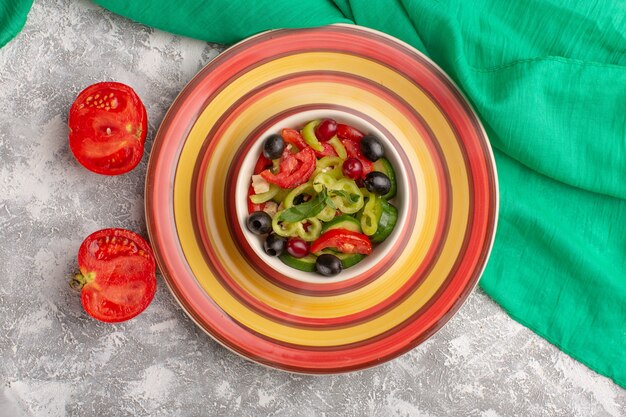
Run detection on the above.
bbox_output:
[337,124,365,142]
[260,146,316,188]
[314,142,338,158]
[247,185,266,213]
[281,128,308,150]
[254,153,272,174]
[341,139,373,177]
[249,154,274,213]
[310,229,372,255]
[72,228,157,323]
[277,146,299,173]
[69,82,147,175]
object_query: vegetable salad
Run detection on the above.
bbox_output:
[246,118,398,276]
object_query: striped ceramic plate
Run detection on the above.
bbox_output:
[146,24,498,374]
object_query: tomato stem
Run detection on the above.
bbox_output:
[69,272,95,291]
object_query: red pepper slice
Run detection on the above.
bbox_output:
[314,142,338,158]
[248,154,273,213]
[337,124,364,142]
[310,229,372,255]
[253,153,272,174]
[248,153,274,213]
[260,146,316,188]
[277,147,299,173]
[341,139,373,177]
[247,185,265,213]
[281,128,308,150]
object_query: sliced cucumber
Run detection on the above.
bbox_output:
[370,200,398,243]
[279,250,365,272]
[336,252,365,268]
[279,253,317,272]
[372,158,397,200]
[321,215,362,234]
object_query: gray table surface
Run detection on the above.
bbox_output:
[1,0,624,416]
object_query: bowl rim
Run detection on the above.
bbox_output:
[230,107,412,285]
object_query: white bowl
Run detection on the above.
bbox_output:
[235,109,411,284]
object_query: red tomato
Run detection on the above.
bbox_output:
[260,146,316,188]
[71,228,157,323]
[310,229,372,255]
[337,124,364,141]
[281,128,308,150]
[314,142,338,158]
[253,153,272,175]
[69,82,148,175]
[248,153,273,213]
[341,139,373,177]
[276,147,299,173]
[247,185,265,213]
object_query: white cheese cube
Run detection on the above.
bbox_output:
[263,201,278,217]
[251,174,270,194]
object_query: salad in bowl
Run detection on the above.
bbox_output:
[245,117,400,277]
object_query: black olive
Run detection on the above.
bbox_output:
[364,172,392,195]
[262,134,285,160]
[315,254,343,276]
[264,233,287,256]
[360,134,384,162]
[293,194,305,205]
[246,211,272,235]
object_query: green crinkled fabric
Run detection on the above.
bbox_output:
[84,0,625,387]
[0,0,33,48]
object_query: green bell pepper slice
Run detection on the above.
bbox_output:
[316,205,336,221]
[271,212,322,241]
[271,188,290,203]
[301,120,324,152]
[283,182,315,208]
[312,172,337,192]
[312,156,343,179]
[272,212,299,236]
[312,173,364,214]
[295,217,322,241]
[328,136,347,159]
[249,184,279,204]
[329,179,364,214]
[360,190,383,236]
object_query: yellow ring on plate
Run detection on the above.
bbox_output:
[172,52,469,346]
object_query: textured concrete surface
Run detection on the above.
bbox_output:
[0,0,624,416]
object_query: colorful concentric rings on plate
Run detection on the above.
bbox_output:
[145,24,498,373]
[220,86,437,298]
